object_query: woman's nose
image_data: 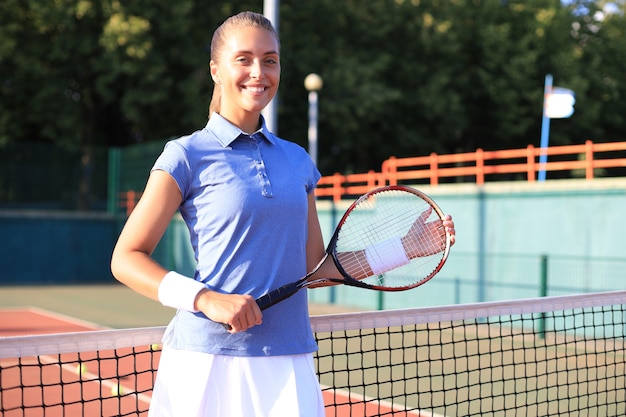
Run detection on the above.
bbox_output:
[249,60,263,79]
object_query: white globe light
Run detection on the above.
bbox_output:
[304,73,323,91]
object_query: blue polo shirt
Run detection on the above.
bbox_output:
[153,113,321,356]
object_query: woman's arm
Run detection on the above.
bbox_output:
[110,170,261,333]
[305,194,345,283]
[110,170,183,299]
[305,193,327,272]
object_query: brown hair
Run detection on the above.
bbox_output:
[208,11,280,117]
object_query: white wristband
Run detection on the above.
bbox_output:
[158,271,206,312]
[365,237,410,275]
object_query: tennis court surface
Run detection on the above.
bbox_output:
[2,291,626,416]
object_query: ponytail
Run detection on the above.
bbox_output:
[208,83,221,117]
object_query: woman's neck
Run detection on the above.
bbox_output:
[218,110,261,134]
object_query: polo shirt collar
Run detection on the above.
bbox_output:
[206,112,276,147]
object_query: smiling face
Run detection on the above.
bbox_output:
[210,26,280,132]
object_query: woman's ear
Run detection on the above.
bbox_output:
[209,61,220,84]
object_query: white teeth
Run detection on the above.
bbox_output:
[247,87,265,93]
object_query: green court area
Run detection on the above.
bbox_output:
[0,285,175,329]
[0,284,359,329]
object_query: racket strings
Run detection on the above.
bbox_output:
[334,190,447,289]
[335,251,371,280]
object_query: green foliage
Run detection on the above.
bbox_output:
[280,0,626,174]
[1,0,625,181]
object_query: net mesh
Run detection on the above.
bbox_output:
[2,291,625,416]
[0,328,161,417]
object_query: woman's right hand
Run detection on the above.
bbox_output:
[194,289,263,333]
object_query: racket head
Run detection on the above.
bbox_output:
[329,185,450,291]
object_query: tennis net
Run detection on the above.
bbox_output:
[1,291,625,416]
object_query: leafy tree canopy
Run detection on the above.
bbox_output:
[1,0,624,177]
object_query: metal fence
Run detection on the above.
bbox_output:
[0,143,108,210]
[0,141,166,213]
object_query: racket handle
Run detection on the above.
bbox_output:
[255,281,302,311]
[222,282,302,330]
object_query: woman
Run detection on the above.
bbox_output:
[111,11,455,417]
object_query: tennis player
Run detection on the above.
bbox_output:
[111,11,455,417]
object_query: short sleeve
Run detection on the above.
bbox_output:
[152,141,192,200]
[308,165,322,194]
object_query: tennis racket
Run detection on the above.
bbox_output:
[257,185,451,311]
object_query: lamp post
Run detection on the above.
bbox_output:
[262,0,279,133]
[304,73,323,166]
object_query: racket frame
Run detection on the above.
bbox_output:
[330,185,451,291]
[255,185,451,311]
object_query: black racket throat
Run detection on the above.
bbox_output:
[255,275,346,311]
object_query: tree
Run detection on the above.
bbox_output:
[279,0,589,174]
[570,0,626,142]
[0,0,260,208]
[1,0,625,203]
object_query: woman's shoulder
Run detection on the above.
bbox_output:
[164,126,222,154]
[269,133,309,155]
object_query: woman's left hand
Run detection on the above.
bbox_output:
[443,214,456,246]
[401,210,456,258]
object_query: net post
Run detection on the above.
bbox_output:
[107,147,121,215]
[377,290,384,310]
[538,254,548,339]
[539,254,548,298]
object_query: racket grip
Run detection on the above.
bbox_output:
[222,282,302,330]
[255,282,302,311]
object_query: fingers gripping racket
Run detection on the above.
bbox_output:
[257,185,451,311]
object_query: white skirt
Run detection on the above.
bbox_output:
[148,346,325,417]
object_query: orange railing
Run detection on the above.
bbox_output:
[315,140,626,201]
[118,140,626,211]
[119,190,142,216]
